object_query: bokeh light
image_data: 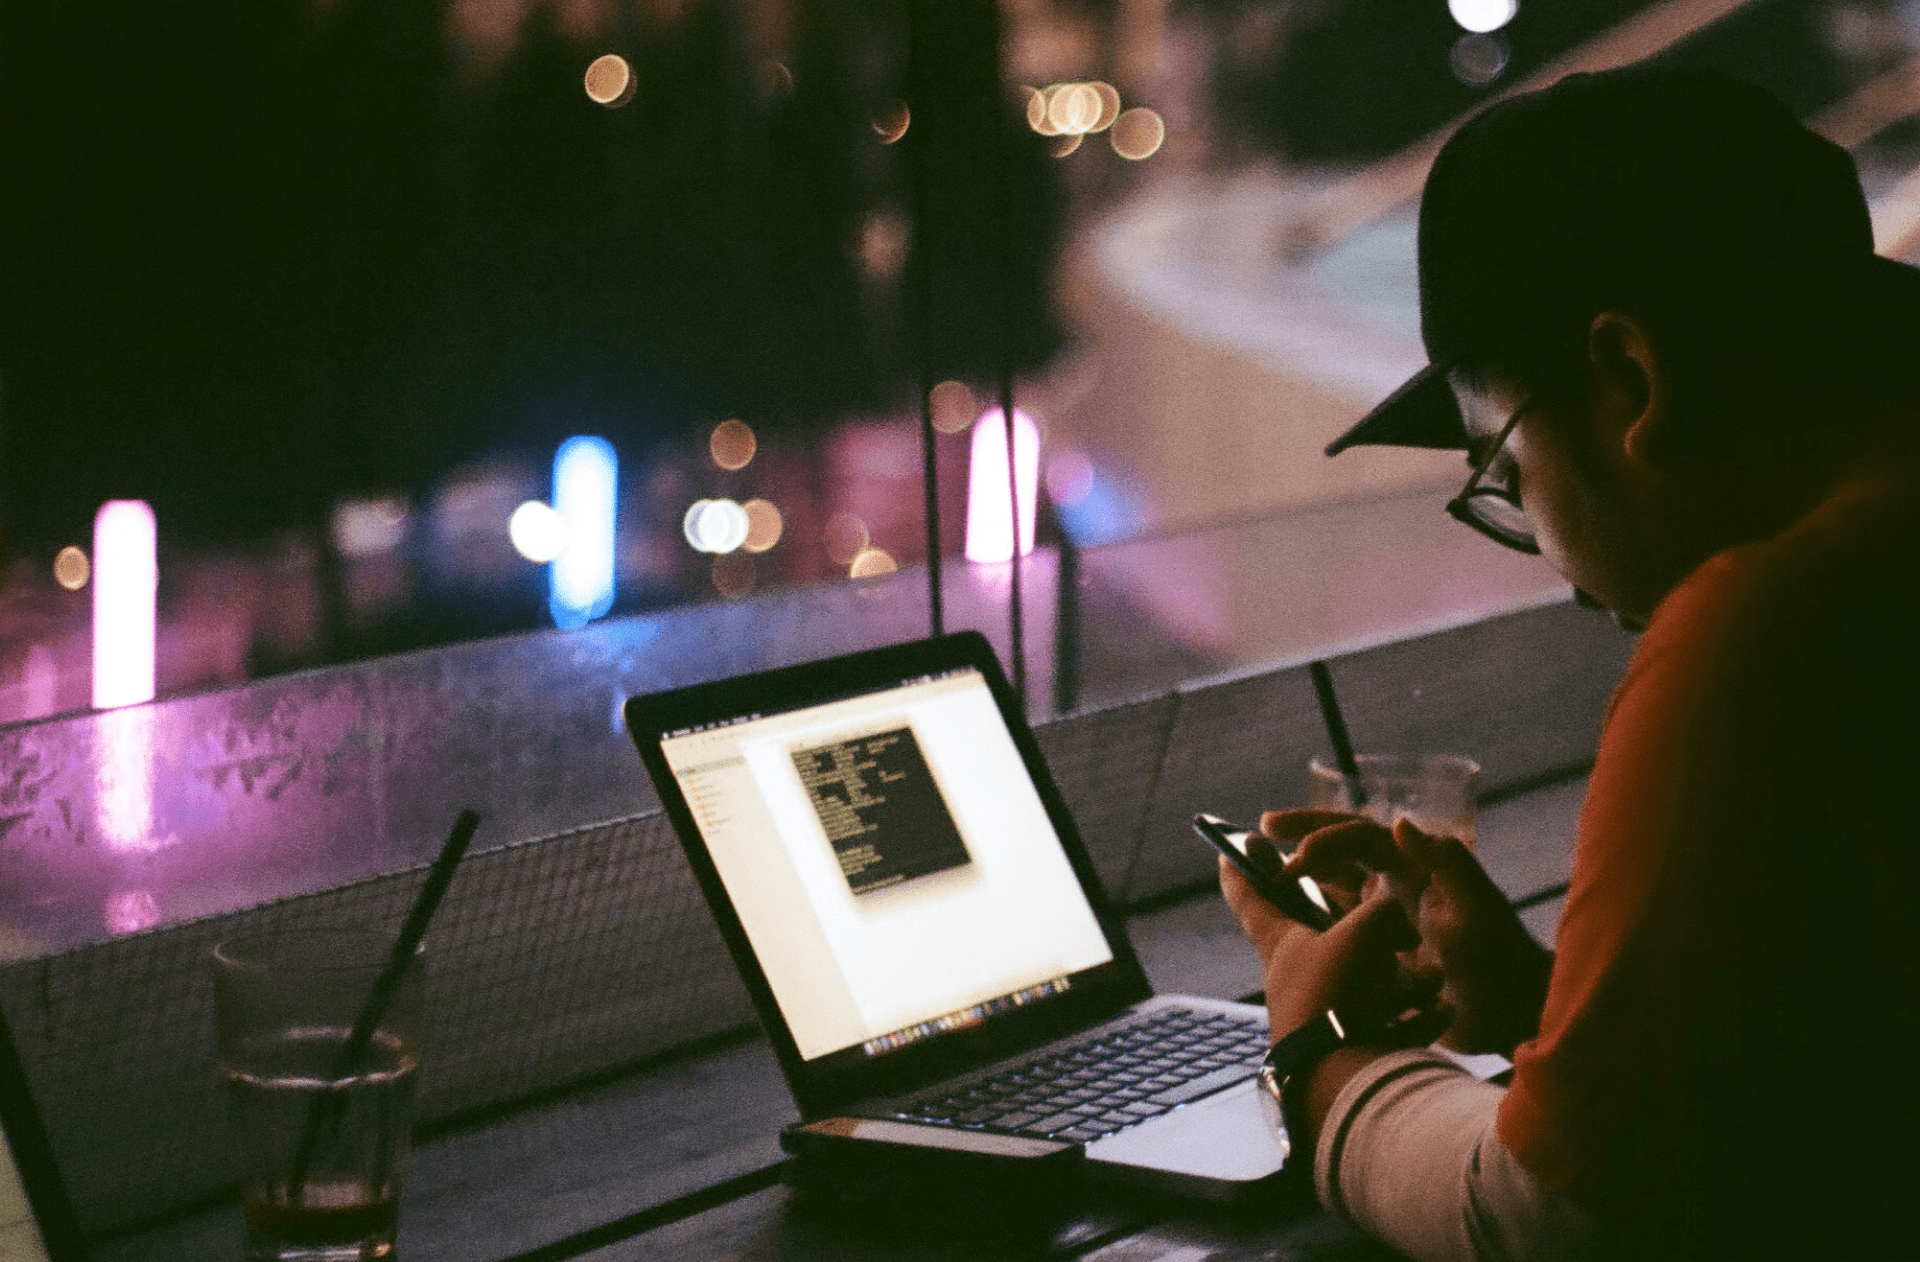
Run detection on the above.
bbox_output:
[823,512,869,566]
[848,548,897,579]
[709,418,757,471]
[509,500,569,563]
[860,212,910,278]
[930,380,977,434]
[1051,133,1083,159]
[682,501,711,550]
[331,496,410,558]
[712,553,755,599]
[1089,82,1121,132]
[683,498,751,554]
[1029,81,1126,141]
[1110,108,1165,160]
[1047,83,1102,135]
[742,498,784,552]
[1450,34,1509,85]
[54,545,90,591]
[1024,86,1052,135]
[1448,0,1518,34]
[966,408,1040,563]
[872,101,910,144]
[584,54,635,107]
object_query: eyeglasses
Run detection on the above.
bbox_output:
[1444,396,1540,555]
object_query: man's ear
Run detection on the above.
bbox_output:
[1585,312,1667,470]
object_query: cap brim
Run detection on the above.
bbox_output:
[1325,364,1469,456]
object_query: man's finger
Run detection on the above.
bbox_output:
[1328,886,1421,958]
[1391,817,1467,872]
[1399,823,1502,907]
[1242,832,1286,879]
[1284,818,1400,879]
[1260,808,1366,842]
[1391,816,1439,865]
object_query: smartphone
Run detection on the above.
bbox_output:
[1192,813,1338,931]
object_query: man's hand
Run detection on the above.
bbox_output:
[1218,850,1432,1041]
[1264,809,1552,1056]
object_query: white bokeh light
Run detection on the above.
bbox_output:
[330,495,410,558]
[682,498,751,554]
[509,500,569,563]
[1448,0,1517,34]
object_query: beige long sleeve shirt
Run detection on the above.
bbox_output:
[1313,1050,1595,1262]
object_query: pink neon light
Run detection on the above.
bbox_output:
[92,500,157,709]
[965,408,1039,563]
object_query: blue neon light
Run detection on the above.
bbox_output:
[549,436,617,629]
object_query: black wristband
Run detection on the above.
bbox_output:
[1256,1009,1355,1161]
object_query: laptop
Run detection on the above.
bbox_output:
[624,631,1289,1200]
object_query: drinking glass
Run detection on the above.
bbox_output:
[1307,753,1480,847]
[214,932,422,1262]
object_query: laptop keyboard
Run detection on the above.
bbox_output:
[894,1008,1270,1144]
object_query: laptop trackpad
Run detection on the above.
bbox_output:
[1084,1080,1287,1182]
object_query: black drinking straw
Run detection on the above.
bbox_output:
[287,808,480,1203]
[1308,661,1369,810]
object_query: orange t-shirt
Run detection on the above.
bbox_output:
[1496,468,1920,1256]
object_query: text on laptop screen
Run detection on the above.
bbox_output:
[659,668,1114,1062]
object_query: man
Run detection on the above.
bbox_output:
[1224,65,1920,1260]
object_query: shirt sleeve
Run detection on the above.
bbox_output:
[1315,1050,1597,1262]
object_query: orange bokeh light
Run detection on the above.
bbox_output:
[54,545,90,591]
[848,547,897,579]
[584,54,634,108]
[1110,108,1166,160]
[742,498,783,553]
[709,419,757,471]
[930,380,976,434]
[872,101,910,144]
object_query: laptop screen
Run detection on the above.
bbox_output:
[658,665,1115,1065]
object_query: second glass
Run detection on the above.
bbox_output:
[214,931,423,1262]
[1307,753,1481,847]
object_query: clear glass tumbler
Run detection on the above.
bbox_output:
[213,931,422,1262]
[1307,753,1481,847]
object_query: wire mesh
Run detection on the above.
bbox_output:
[0,810,748,1237]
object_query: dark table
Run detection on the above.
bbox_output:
[95,778,1582,1262]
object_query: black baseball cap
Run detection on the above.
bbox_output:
[1327,63,1920,456]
